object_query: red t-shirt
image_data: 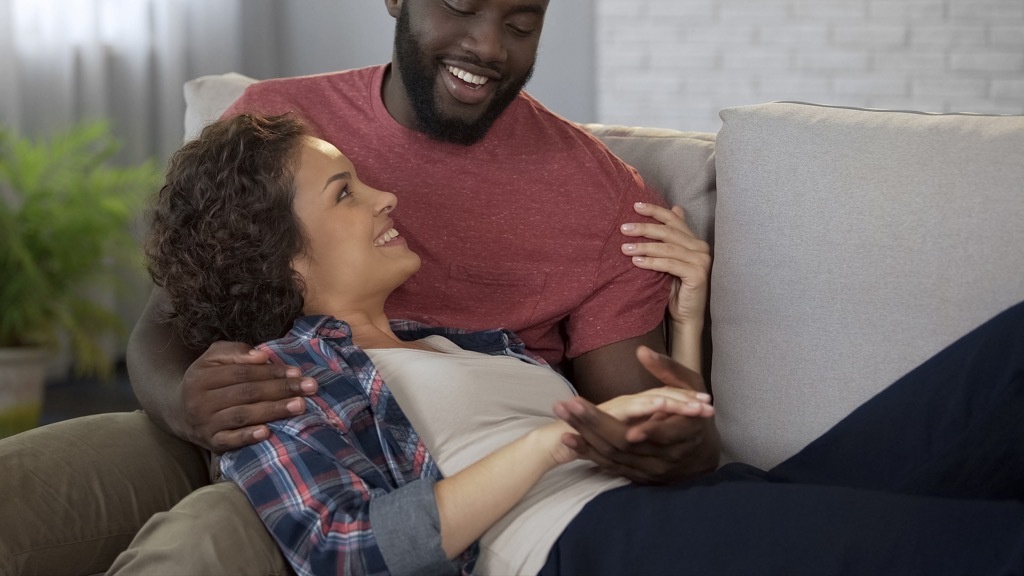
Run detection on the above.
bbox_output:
[225,65,669,367]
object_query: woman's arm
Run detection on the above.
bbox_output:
[434,422,573,558]
[224,386,704,574]
[222,409,459,576]
[223,408,576,574]
[436,372,726,558]
[623,203,710,375]
[670,317,704,376]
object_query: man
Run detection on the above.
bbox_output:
[131,0,716,481]
[0,1,717,574]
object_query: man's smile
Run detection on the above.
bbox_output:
[440,62,498,106]
[446,64,490,88]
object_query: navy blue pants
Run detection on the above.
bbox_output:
[540,301,1024,576]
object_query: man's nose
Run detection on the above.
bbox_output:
[461,18,507,64]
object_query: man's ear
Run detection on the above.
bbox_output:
[385,0,401,19]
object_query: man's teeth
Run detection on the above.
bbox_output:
[374,228,400,247]
[447,65,488,87]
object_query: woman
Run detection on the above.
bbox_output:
[147,114,1024,576]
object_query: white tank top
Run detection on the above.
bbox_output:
[365,335,628,575]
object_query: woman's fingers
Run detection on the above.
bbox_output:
[600,392,715,421]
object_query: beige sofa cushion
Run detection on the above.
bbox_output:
[711,102,1024,470]
[584,124,717,244]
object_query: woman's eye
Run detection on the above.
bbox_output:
[335,185,350,204]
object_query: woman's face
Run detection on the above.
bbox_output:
[290,136,421,314]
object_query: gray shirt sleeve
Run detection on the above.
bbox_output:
[370,477,462,576]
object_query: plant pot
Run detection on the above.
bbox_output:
[0,347,49,438]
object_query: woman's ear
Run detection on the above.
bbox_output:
[385,0,402,19]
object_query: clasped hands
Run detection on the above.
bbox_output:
[551,345,717,484]
[550,201,719,484]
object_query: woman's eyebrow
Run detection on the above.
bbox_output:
[322,171,351,192]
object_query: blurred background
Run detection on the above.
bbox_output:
[1,0,1022,421]
[6,1,1022,164]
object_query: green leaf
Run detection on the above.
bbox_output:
[0,120,163,378]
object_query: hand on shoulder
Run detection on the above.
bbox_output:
[621,202,711,328]
[181,341,318,452]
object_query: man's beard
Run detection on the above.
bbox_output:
[394,4,534,146]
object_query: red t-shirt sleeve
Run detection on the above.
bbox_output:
[564,168,672,358]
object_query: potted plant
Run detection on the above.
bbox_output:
[0,121,163,437]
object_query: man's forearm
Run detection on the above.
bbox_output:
[126,287,197,440]
[571,324,667,403]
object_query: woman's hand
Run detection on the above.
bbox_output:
[621,202,710,327]
[535,421,582,467]
[596,387,714,426]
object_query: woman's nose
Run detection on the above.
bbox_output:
[376,189,398,215]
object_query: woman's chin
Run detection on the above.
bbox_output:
[401,254,422,281]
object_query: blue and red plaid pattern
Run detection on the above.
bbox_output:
[220,315,546,576]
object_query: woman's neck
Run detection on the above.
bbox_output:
[333,309,433,352]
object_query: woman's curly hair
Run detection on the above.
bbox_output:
[146,113,310,350]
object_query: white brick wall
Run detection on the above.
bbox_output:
[597,0,1024,132]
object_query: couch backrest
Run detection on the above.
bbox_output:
[711,102,1024,468]
[583,124,716,244]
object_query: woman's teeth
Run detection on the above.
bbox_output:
[446,65,488,87]
[374,228,400,247]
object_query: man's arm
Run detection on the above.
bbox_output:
[127,287,317,452]
[126,287,196,437]
[570,325,666,402]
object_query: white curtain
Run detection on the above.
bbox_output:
[0,0,280,369]
[0,0,275,165]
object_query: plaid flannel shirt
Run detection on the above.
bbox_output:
[219,315,546,576]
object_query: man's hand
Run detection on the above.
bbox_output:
[554,346,720,484]
[181,341,318,453]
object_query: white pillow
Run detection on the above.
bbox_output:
[183,72,257,141]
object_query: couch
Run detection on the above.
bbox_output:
[185,73,1024,471]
